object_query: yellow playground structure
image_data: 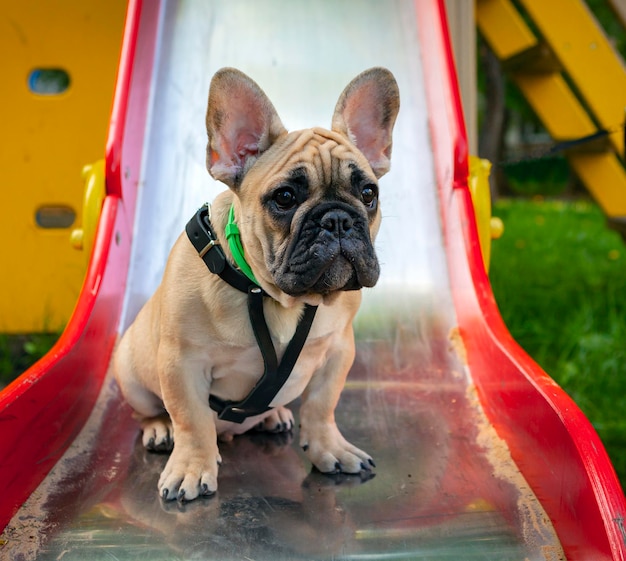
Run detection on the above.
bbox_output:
[1,1,126,333]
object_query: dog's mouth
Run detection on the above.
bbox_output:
[272,203,380,296]
[278,257,368,296]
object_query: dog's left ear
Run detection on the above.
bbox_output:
[206,68,287,188]
[332,68,400,178]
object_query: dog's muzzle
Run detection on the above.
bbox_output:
[274,202,380,296]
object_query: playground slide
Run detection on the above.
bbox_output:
[1,1,625,559]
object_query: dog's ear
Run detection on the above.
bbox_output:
[206,68,287,188]
[332,68,400,178]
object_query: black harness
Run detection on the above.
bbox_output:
[185,204,318,424]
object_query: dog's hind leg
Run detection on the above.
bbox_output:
[216,406,295,442]
[120,380,173,452]
[140,414,174,452]
[254,406,295,433]
[113,335,173,451]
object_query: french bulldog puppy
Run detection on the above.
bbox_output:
[113,67,399,501]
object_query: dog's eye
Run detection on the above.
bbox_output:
[273,188,297,210]
[361,185,378,207]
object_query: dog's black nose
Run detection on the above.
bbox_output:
[321,210,354,236]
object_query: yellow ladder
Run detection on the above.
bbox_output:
[476,0,626,227]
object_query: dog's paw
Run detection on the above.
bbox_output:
[300,423,375,475]
[141,415,174,452]
[254,406,295,433]
[158,447,221,502]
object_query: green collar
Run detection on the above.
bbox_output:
[224,205,259,286]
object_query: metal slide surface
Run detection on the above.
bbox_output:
[0,1,604,559]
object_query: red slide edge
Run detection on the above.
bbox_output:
[415,1,626,560]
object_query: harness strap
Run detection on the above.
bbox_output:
[185,204,318,424]
[209,288,318,423]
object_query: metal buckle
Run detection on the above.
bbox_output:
[198,203,220,258]
[198,238,219,258]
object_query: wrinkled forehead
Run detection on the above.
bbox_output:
[247,127,375,189]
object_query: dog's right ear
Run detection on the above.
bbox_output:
[206,68,287,189]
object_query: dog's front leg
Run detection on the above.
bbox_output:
[299,327,374,475]
[157,349,220,501]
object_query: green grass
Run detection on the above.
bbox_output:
[490,198,626,488]
[0,333,59,389]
